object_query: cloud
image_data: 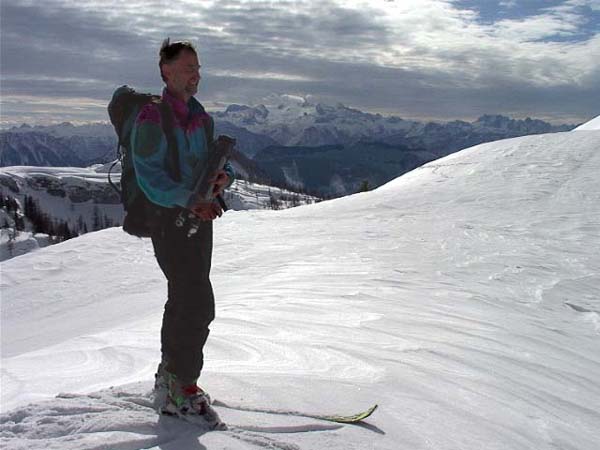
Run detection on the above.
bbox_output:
[0,0,598,125]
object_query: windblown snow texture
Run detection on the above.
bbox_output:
[1,125,599,449]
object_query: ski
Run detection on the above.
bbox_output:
[213,400,378,424]
[319,404,378,424]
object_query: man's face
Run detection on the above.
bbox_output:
[163,50,201,100]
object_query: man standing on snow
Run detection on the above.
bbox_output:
[130,38,234,426]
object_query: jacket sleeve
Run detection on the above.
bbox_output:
[130,104,193,208]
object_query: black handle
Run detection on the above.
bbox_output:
[216,194,228,212]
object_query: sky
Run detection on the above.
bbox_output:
[1,0,599,126]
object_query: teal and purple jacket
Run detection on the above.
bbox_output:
[130,88,234,209]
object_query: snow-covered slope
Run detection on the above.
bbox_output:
[1,130,599,449]
[574,114,600,131]
[0,229,51,261]
[0,165,124,230]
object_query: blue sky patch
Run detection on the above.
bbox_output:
[453,0,599,42]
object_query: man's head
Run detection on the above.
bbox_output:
[159,38,201,101]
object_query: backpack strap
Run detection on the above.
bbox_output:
[205,114,215,148]
[155,100,181,183]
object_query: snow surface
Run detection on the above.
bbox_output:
[573,115,600,131]
[1,131,600,449]
[0,229,50,261]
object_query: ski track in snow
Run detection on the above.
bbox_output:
[0,383,344,450]
[1,130,600,449]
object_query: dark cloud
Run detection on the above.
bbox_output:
[0,2,157,85]
[209,2,390,48]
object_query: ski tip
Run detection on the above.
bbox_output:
[361,403,379,418]
[358,403,378,415]
[323,403,379,424]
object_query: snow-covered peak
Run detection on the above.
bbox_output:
[219,95,316,125]
[264,93,312,108]
[473,114,513,128]
[472,114,562,133]
[574,114,600,131]
[214,96,417,148]
[221,104,270,125]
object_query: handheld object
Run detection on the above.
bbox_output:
[176,135,236,235]
[190,135,236,205]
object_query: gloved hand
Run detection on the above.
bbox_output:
[190,201,223,221]
[210,169,230,197]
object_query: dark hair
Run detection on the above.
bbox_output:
[159,38,197,82]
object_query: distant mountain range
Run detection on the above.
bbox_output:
[1,123,115,167]
[0,97,577,196]
[213,98,574,154]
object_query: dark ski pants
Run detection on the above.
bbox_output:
[151,216,215,384]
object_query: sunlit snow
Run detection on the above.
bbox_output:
[574,114,600,131]
[1,127,599,449]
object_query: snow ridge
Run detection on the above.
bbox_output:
[573,114,600,131]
